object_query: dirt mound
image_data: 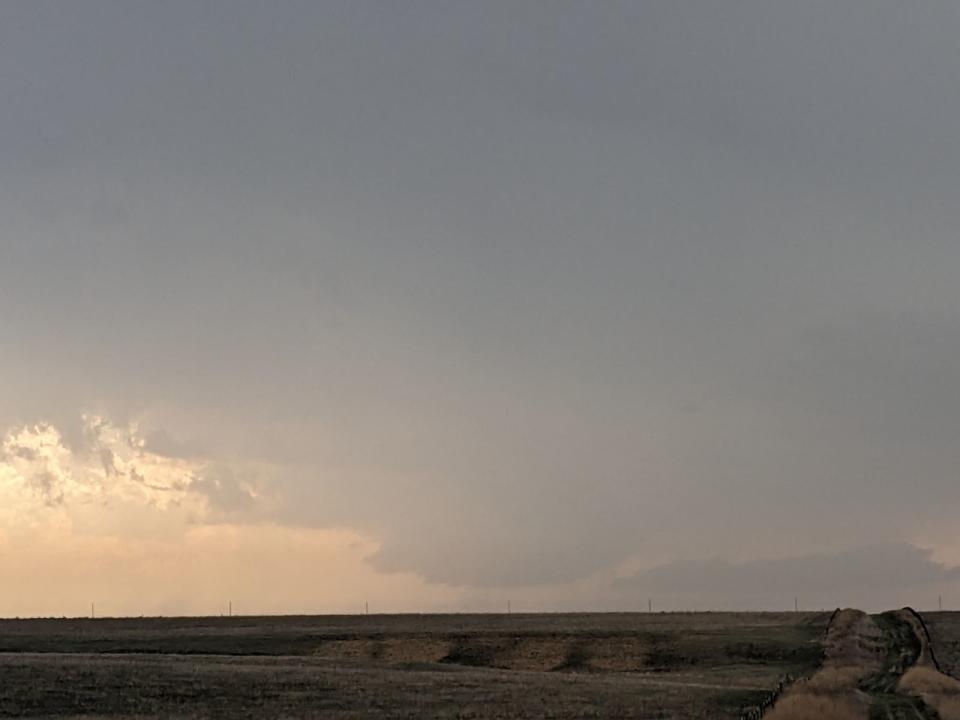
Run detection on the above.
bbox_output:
[821,609,885,670]
[765,609,881,720]
[767,608,958,719]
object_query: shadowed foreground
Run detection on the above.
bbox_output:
[923,612,960,679]
[766,609,960,720]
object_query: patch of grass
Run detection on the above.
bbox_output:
[899,666,960,720]
[441,638,503,667]
[867,693,933,720]
[553,641,591,671]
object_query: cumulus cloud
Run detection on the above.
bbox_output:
[0,415,286,534]
[139,427,207,460]
[1,417,202,521]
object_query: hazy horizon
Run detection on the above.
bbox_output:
[3,1,960,617]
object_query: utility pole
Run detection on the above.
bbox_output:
[648,598,652,613]
[91,603,95,619]
[940,595,943,611]
[365,601,369,615]
[229,601,232,617]
[507,600,511,615]
[795,597,798,613]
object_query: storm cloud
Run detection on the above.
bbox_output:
[3,1,960,609]
[615,544,960,612]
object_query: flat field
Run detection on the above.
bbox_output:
[0,612,829,719]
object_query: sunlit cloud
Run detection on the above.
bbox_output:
[0,416,209,540]
[0,415,460,617]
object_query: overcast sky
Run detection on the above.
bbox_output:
[2,1,960,616]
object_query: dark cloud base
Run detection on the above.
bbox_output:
[615,544,960,611]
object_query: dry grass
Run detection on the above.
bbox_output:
[764,693,867,720]
[898,665,960,720]
[939,698,960,720]
[802,666,865,692]
[765,610,878,720]
[898,665,960,695]
[765,669,871,720]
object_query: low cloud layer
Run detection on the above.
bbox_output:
[616,544,960,612]
[0,417,460,616]
[3,415,960,614]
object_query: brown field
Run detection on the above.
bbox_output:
[0,612,829,718]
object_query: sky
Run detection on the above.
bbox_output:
[2,0,960,616]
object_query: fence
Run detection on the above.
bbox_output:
[738,673,792,720]
[738,607,842,720]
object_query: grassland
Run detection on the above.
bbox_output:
[0,612,829,718]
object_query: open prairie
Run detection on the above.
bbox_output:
[0,612,829,719]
